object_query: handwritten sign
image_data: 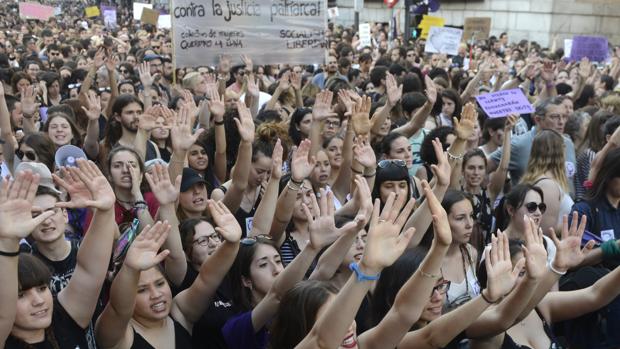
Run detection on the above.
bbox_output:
[19,2,55,20]
[418,15,444,39]
[463,17,491,42]
[475,89,534,118]
[359,23,371,47]
[171,0,327,67]
[570,36,609,62]
[424,26,462,56]
[141,8,160,25]
[133,2,153,20]
[85,6,100,18]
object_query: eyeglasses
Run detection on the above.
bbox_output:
[15,149,37,161]
[98,87,111,93]
[524,202,547,214]
[152,46,160,49]
[378,159,407,168]
[325,120,341,127]
[240,234,273,246]
[119,69,128,73]
[32,206,61,219]
[49,52,60,56]
[431,280,450,296]
[193,233,221,246]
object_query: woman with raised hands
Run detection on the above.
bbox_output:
[95,199,242,349]
[222,188,363,349]
[0,159,118,348]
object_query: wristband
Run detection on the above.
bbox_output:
[601,240,620,260]
[447,151,464,161]
[480,289,496,304]
[419,269,440,279]
[351,167,363,174]
[290,178,304,185]
[349,262,381,282]
[0,249,20,257]
[363,172,376,178]
[214,120,225,126]
[549,263,567,276]
[287,181,301,191]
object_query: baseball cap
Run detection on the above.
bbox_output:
[15,162,61,195]
[180,167,207,192]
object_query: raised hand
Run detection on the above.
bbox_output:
[550,213,593,273]
[352,135,376,168]
[423,180,450,247]
[454,102,478,140]
[81,90,102,121]
[207,86,225,119]
[138,106,159,131]
[540,61,555,82]
[352,175,373,225]
[124,221,171,271]
[145,163,181,206]
[271,139,283,181]
[361,192,417,274]
[521,215,548,280]
[312,90,336,121]
[93,48,106,69]
[424,75,437,105]
[235,101,255,143]
[138,62,154,88]
[290,139,315,182]
[53,159,115,210]
[429,138,451,187]
[278,71,291,91]
[240,54,253,72]
[127,163,143,199]
[290,71,302,91]
[350,95,372,135]
[105,54,119,72]
[0,171,55,240]
[208,200,242,243]
[485,232,524,302]
[578,58,592,80]
[337,89,354,117]
[246,74,260,98]
[218,54,231,74]
[171,105,204,152]
[385,73,403,107]
[21,85,40,117]
[180,89,199,120]
[505,114,518,131]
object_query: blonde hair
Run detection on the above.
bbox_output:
[521,129,569,191]
[182,72,202,91]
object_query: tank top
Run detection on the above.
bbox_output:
[130,318,193,349]
[444,245,480,312]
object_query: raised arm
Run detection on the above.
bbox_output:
[0,82,17,173]
[20,85,40,134]
[95,222,171,349]
[297,192,416,349]
[265,72,288,111]
[269,139,315,244]
[0,172,56,345]
[82,91,102,159]
[172,200,242,331]
[206,86,228,183]
[310,90,336,156]
[168,106,205,182]
[137,62,154,109]
[144,163,186,287]
[249,140,283,237]
[370,73,401,135]
[54,160,118,328]
[393,76,437,138]
[105,54,120,118]
[351,135,377,194]
[448,102,478,189]
[487,115,517,203]
[79,48,105,108]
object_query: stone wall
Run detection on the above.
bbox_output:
[334,0,620,49]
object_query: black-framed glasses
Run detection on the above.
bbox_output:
[15,149,36,161]
[325,120,341,127]
[378,159,406,168]
[193,233,221,246]
[431,280,450,296]
[240,234,273,246]
[524,202,547,214]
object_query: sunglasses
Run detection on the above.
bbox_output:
[524,202,547,214]
[240,234,273,246]
[15,149,36,161]
[431,280,450,296]
[119,69,128,73]
[378,159,407,168]
[68,83,81,89]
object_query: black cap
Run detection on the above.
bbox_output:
[180,167,207,192]
[143,54,163,62]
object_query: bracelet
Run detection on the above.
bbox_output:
[287,181,301,191]
[0,249,20,257]
[351,167,363,174]
[214,120,225,126]
[349,262,381,282]
[134,200,147,207]
[290,178,304,185]
[419,269,440,279]
[480,289,496,304]
[600,240,620,260]
[447,151,464,161]
[363,172,376,178]
[549,263,567,276]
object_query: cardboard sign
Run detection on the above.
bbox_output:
[133,2,153,20]
[85,6,100,18]
[424,26,463,56]
[171,0,327,66]
[418,15,444,39]
[359,23,371,47]
[475,89,534,118]
[463,17,491,42]
[19,2,55,20]
[570,35,609,62]
[141,8,160,25]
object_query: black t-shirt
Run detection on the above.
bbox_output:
[31,240,80,296]
[5,299,89,349]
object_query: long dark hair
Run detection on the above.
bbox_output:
[494,184,545,232]
[288,108,312,146]
[41,105,83,147]
[22,132,56,172]
[270,280,338,349]
[104,94,143,151]
[587,148,620,202]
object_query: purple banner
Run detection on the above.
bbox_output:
[475,89,534,118]
[570,36,609,62]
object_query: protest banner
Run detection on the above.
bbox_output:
[417,15,444,39]
[85,6,101,18]
[475,89,534,118]
[171,0,327,67]
[141,8,160,25]
[463,17,491,42]
[359,23,371,47]
[424,26,462,56]
[19,2,55,21]
[158,14,172,29]
[133,2,153,20]
[102,6,117,29]
[570,36,609,62]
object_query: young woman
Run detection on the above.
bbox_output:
[378,132,424,198]
[520,129,573,233]
[0,161,117,348]
[95,200,242,349]
[435,88,462,128]
[324,136,344,185]
[416,126,456,182]
[41,106,82,147]
[288,108,312,146]
[40,72,62,106]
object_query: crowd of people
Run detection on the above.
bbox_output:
[1,2,620,348]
